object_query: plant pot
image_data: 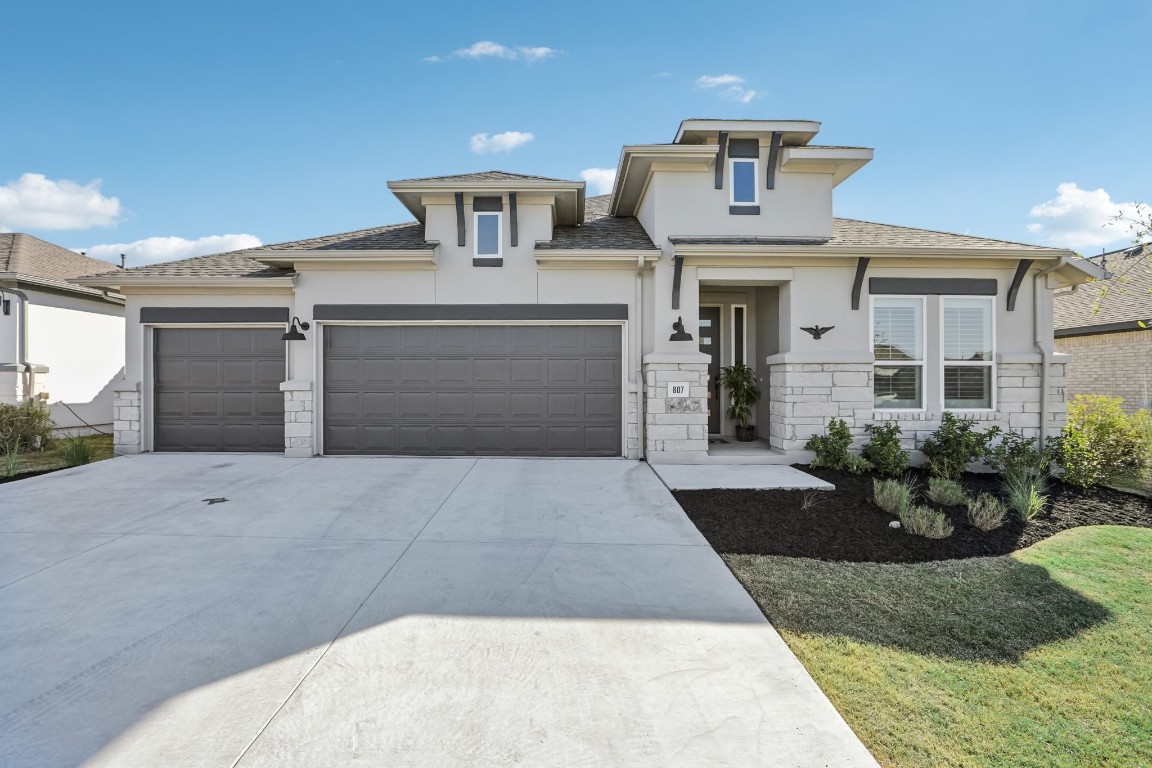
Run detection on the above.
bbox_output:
[735,425,756,442]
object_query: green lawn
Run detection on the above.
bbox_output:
[725,526,1152,767]
[2,433,115,477]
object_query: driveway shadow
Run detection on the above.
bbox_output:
[723,553,1111,663]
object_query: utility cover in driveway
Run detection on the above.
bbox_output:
[153,328,285,452]
[323,325,622,456]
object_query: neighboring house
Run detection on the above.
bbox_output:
[1054,244,1152,412]
[75,119,1102,463]
[0,233,126,433]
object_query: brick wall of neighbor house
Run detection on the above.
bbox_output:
[1056,331,1152,412]
[771,362,1067,453]
[643,361,709,461]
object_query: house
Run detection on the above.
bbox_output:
[1054,244,1152,412]
[1,233,126,433]
[74,119,1103,462]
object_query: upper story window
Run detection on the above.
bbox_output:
[872,297,924,409]
[475,212,501,257]
[730,158,759,206]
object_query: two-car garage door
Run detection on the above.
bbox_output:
[152,324,623,456]
[323,325,622,456]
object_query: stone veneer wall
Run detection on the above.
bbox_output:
[112,384,142,454]
[1056,331,1152,413]
[643,360,709,462]
[281,380,314,458]
[769,361,1067,453]
[625,386,640,460]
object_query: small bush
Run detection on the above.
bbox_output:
[900,504,954,539]
[1,446,18,478]
[873,477,915,516]
[920,413,1001,480]
[806,418,871,473]
[1005,481,1046,521]
[0,401,53,454]
[967,493,1008,531]
[58,436,95,467]
[1058,395,1142,488]
[927,477,968,506]
[862,422,910,477]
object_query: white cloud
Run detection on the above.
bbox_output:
[79,234,262,266]
[426,41,560,63]
[470,131,535,154]
[1026,183,1140,250]
[580,167,617,196]
[695,73,757,103]
[0,173,122,231]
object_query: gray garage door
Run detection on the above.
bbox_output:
[323,325,622,456]
[154,328,285,452]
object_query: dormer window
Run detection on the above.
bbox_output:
[472,196,504,266]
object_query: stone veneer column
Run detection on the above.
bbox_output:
[281,380,314,458]
[767,361,874,452]
[112,382,142,454]
[625,385,640,459]
[643,353,710,464]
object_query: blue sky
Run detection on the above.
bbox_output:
[2,0,1148,266]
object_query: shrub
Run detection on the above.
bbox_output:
[1005,479,1046,521]
[58,436,95,467]
[927,477,968,506]
[1,446,18,478]
[805,418,871,473]
[862,422,909,477]
[920,413,1001,480]
[1058,395,1142,488]
[0,401,53,454]
[987,430,1052,519]
[967,493,1008,531]
[900,504,954,539]
[873,477,915,516]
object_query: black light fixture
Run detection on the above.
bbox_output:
[669,315,693,342]
[282,316,310,341]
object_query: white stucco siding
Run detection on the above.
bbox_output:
[23,292,124,428]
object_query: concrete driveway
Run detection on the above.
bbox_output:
[0,455,876,767]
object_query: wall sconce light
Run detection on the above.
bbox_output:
[669,315,694,342]
[1,299,9,316]
[800,324,834,340]
[282,317,310,341]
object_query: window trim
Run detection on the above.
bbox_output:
[473,211,502,259]
[871,295,927,412]
[939,295,997,412]
[728,158,759,206]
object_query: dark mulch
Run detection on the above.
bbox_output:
[0,468,63,485]
[675,465,1152,563]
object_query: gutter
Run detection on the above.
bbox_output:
[1033,257,1068,448]
[0,287,46,401]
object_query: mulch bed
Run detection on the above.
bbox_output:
[0,468,65,485]
[675,465,1152,563]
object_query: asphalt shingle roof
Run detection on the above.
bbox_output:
[538,195,657,250]
[1054,246,1152,331]
[0,233,120,281]
[390,170,577,184]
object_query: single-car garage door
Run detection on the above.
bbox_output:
[323,325,621,456]
[154,327,285,452]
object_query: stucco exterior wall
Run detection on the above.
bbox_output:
[1056,330,1152,412]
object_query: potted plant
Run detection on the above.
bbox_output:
[718,361,762,441]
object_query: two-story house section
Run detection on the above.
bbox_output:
[76,120,1102,464]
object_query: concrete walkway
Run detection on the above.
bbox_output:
[652,463,835,490]
[0,455,875,767]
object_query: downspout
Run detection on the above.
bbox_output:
[1033,257,1068,449]
[635,252,646,460]
[0,287,34,400]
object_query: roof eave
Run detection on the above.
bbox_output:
[249,248,438,268]
[1,272,126,303]
[669,243,1078,259]
[71,275,297,290]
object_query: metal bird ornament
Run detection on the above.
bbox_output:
[800,325,835,340]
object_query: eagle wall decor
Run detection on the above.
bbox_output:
[800,325,835,340]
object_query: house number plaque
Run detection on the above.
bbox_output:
[666,382,690,397]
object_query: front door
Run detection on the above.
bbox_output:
[699,307,721,434]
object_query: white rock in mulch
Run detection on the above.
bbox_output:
[889,520,902,529]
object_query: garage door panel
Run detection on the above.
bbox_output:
[154,328,284,452]
[323,324,621,456]
[583,426,620,454]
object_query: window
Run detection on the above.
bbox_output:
[475,212,501,258]
[943,297,994,409]
[872,297,924,409]
[730,159,758,206]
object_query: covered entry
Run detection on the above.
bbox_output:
[323,324,622,456]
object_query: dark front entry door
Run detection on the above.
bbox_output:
[699,307,721,434]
